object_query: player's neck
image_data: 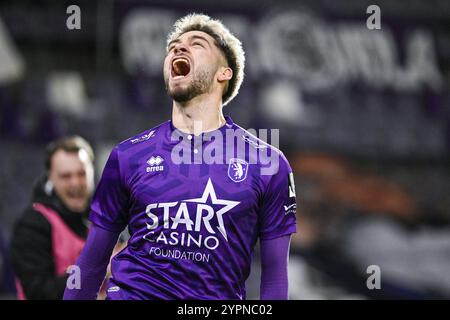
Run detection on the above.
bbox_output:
[172,93,226,135]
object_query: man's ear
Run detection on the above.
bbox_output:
[44,176,54,196]
[218,67,233,82]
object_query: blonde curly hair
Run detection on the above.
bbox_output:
[166,13,245,106]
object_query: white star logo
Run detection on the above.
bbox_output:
[185,178,240,241]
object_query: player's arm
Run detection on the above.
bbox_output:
[259,152,297,300]
[260,235,291,300]
[63,224,119,300]
[64,146,128,299]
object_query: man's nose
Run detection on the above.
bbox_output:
[69,174,85,187]
[174,43,188,54]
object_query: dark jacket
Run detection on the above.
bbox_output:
[10,177,89,300]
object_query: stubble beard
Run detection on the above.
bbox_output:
[165,67,215,103]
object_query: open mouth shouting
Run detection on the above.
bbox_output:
[171,56,191,80]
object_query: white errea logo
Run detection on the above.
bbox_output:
[146,155,164,173]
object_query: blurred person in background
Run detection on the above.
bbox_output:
[64,13,297,300]
[10,136,95,300]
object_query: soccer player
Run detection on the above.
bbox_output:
[63,13,297,300]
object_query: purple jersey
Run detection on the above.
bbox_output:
[89,116,297,300]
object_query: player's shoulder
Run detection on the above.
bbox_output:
[232,123,290,169]
[232,123,276,151]
[115,120,170,152]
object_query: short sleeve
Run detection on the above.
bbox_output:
[89,146,129,232]
[259,152,297,240]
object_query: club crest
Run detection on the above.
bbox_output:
[228,158,248,183]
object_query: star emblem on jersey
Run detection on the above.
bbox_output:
[185,178,240,241]
[227,158,248,183]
